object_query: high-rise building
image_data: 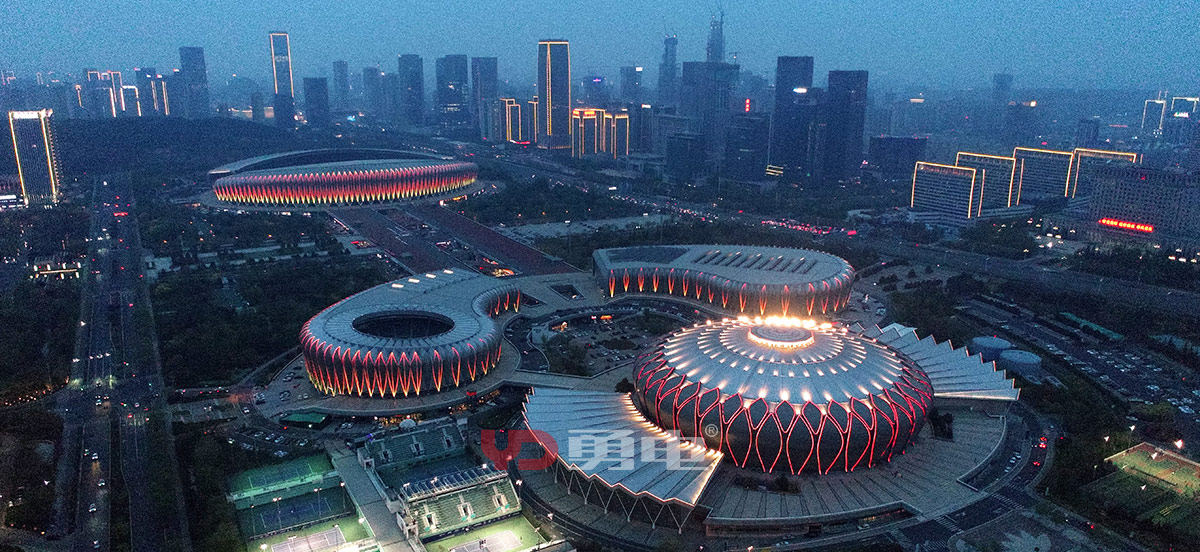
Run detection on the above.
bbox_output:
[332,60,350,110]
[666,132,706,183]
[250,92,264,122]
[583,76,609,106]
[397,54,424,127]
[910,162,980,225]
[151,74,170,116]
[1141,99,1166,136]
[381,73,401,123]
[629,103,652,153]
[119,86,141,117]
[268,32,295,126]
[1171,96,1199,114]
[657,35,678,107]
[770,56,816,181]
[955,152,1017,209]
[725,113,770,180]
[133,67,159,116]
[1068,148,1139,199]
[572,108,605,158]
[470,57,498,134]
[1074,118,1101,149]
[178,46,210,118]
[537,40,571,151]
[1088,166,1200,246]
[496,98,522,143]
[820,70,869,184]
[435,55,469,127]
[1013,147,1072,201]
[608,111,630,158]
[7,109,61,206]
[867,136,926,182]
[362,67,385,119]
[706,13,725,63]
[992,73,1013,105]
[303,77,330,128]
[680,61,738,165]
[620,66,643,104]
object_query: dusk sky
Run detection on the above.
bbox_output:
[3,0,1198,93]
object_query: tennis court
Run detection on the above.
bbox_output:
[238,486,354,539]
[229,455,334,499]
[270,527,346,552]
[424,516,544,552]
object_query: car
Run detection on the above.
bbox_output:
[88,503,97,513]
[93,540,100,549]
[91,452,99,461]
[98,479,106,487]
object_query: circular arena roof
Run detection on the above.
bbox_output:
[209,148,478,209]
[634,316,935,474]
[299,270,520,397]
[593,245,855,316]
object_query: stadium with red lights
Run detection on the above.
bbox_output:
[207,148,478,209]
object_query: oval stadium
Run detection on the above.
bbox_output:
[208,148,478,208]
[593,245,855,316]
[298,270,520,397]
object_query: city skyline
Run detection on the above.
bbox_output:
[2,0,1198,93]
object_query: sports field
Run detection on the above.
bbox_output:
[1107,442,1200,493]
[423,516,544,552]
[230,455,334,499]
[245,515,370,552]
[1084,443,1200,542]
[237,486,355,539]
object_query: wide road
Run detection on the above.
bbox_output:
[330,208,464,273]
[405,204,578,275]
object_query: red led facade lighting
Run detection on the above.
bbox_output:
[299,272,520,398]
[631,318,932,475]
[1097,217,1154,233]
[214,161,477,207]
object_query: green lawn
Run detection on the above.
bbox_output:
[244,515,370,552]
[423,516,544,552]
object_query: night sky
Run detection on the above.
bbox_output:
[3,0,1197,93]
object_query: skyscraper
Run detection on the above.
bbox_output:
[537,40,571,151]
[867,136,926,183]
[133,67,158,115]
[471,57,498,134]
[770,56,816,181]
[397,55,424,127]
[911,162,980,225]
[706,12,725,63]
[657,35,678,107]
[178,46,210,118]
[332,60,349,110]
[1074,118,1101,149]
[7,109,61,206]
[620,66,643,104]
[820,70,868,184]
[303,77,330,128]
[680,61,738,165]
[1012,147,1072,201]
[362,67,384,119]
[1068,148,1139,199]
[435,55,469,127]
[268,32,295,126]
[955,152,1016,209]
[583,76,609,105]
[725,113,770,180]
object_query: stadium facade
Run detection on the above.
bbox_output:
[299,270,520,397]
[209,148,477,208]
[593,245,855,316]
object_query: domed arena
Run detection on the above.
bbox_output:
[633,316,934,474]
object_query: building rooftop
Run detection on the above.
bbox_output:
[593,244,854,288]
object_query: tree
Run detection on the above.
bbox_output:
[615,378,635,393]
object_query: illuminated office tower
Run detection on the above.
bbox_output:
[178,46,210,118]
[435,55,469,127]
[332,60,349,110]
[910,162,980,225]
[820,70,868,184]
[620,66,643,104]
[680,60,738,164]
[482,99,506,142]
[657,35,678,107]
[119,86,141,117]
[770,56,816,181]
[525,97,539,145]
[1172,96,1199,114]
[1142,99,1166,135]
[107,71,125,111]
[608,111,630,158]
[303,77,330,128]
[1012,147,1072,201]
[1068,148,1138,199]
[572,108,605,157]
[7,109,61,206]
[151,75,170,116]
[471,57,498,133]
[269,32,295,126]
[499,98,522,142]
[133,67,158,115]
[956,152,1016,208]
[397,54,424,127]
[1088,165,1200,243]
[536,40,571,150]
